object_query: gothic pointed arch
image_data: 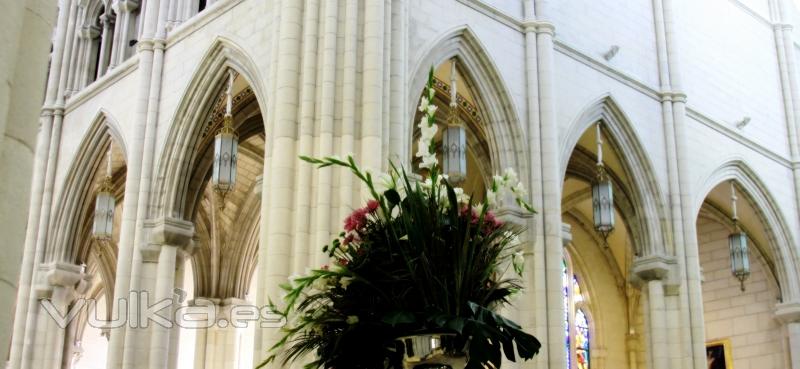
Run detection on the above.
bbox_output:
[150,36,268,220]
[47,109,127,264]
[694,159,800,301]
[561,94,667,256]
[408,25,529,182]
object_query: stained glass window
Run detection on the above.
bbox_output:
[563,258,591,369]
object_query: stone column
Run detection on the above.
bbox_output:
[290,0,320,276]
[532,6,565,366]
[64,3,87,97]
[97,11,115,78]
[255,1,303,366]
[360,0,385,173]
[16,0,79,367]
[655,0,706,367]
[140,217,195,369]
[775,302,800,369]
[109,0,140,68]
[107,0,163,366]
[193,298,250,369]
[77,25,101,89]
[33,262,90,369]
[0,0,57,365]
[520,1,546,365]
[633,255,673,369]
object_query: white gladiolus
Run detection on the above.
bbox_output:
[453,187,470,204]
[504,168,518,186]
[377,173,396,193]
[512,251,525,275]
[493,174,506,188]
[312,276,329,291]
[486,190,497,206]
[419,97,429,112]
[420,121,438,142]
[340,277,353,289]
[512,182,526,196]
[426,104,438,116]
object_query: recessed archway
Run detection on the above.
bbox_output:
[695,162,799,369]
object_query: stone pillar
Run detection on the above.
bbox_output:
[0,0,57,365]
[360,0,385,173]
[633,255,673,369]
[77,25,101,89]
[193,298,250,369]
[109,0,140,68]
[534,15,565,369]
[32,262,90,369]
[64,3,87,97]
[140,217,195,369]
[107,0,164,365]
[520,2,546,365]
[255,1,303,365]
[97,11,115,78]
[775,302,800,369]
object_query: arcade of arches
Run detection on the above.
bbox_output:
[4,1,800,369]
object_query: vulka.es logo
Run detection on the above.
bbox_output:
[40,290,285,330]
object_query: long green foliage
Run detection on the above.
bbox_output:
[260,68,540,369]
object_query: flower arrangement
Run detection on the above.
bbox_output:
[260,68,540,369]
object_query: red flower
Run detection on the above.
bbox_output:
[366,200,380,213]
[344,208,368,232]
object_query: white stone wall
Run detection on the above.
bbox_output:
[699,215,789,369]
[678,0,788,156]
[13,0,800,368]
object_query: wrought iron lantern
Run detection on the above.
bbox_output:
[592,122,614,240]
[442,59,467,185]
[728,181,750,291]
[212,70,238,204]
[92,145,115,241]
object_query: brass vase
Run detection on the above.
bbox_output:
[396,334,467,369]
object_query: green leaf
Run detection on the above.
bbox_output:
[384,189,401,207]
[382,311,416,326]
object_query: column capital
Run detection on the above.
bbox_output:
[142,217,196,261]
[659,91,687,103]
[631,254,674,281]
[521,20,556,35]
[775,301,800,324]
[146,217,195,246]
[774,23,794,32]
[34,262,91,301]
[116,0,140,13]
[80,25,101,40]
[494,205,535,226]
[561,222,572,247]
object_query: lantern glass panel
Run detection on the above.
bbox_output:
[92,191,115,240]
[443,126,467,184]
[213,131,238,193]
[592,178,614,233]
[729,232,750,278]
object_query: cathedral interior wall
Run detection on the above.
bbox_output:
[550,0,660,87]
[684,118,800,242]
[679,0,788,157]
[699,215,789,369]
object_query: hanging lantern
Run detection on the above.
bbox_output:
[93,145,115,241]
[212,70,238,203]
[592,122,614,239]
[443,59,467,185]
[728,181,750,291]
